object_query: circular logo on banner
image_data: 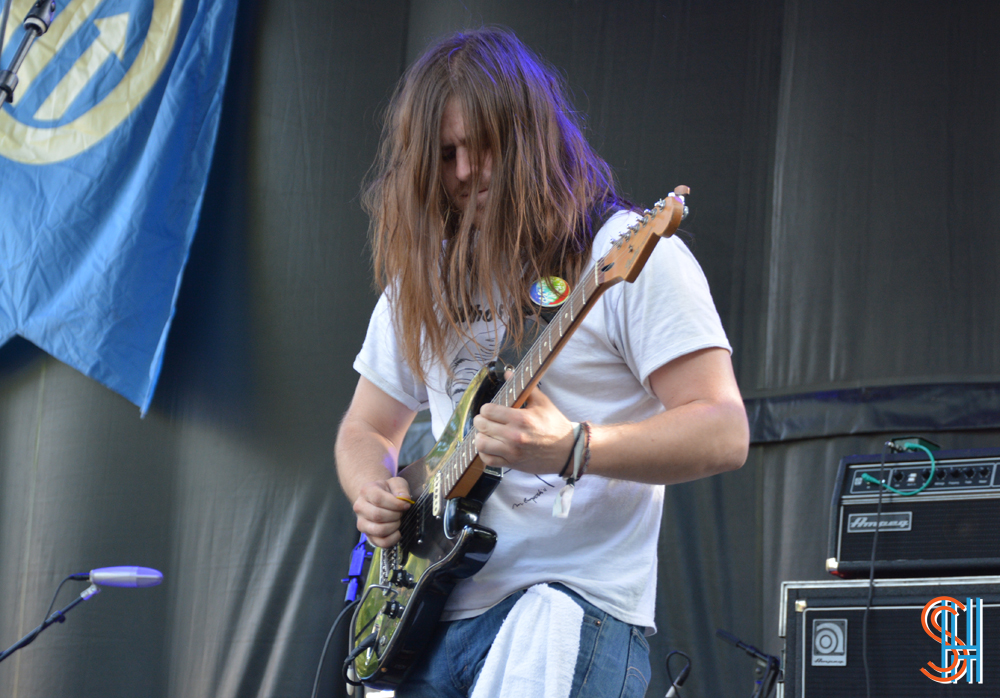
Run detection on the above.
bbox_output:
[529,276,571,308]
[0,0,182,164]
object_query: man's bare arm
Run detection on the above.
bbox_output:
[473,347,749,483]
[335,376,418,547]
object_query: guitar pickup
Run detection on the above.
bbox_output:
[432,473,442,517]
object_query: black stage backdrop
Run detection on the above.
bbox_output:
[1,1,998,697]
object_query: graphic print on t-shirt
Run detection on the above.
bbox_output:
[444,303,506,408]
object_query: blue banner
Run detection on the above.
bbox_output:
[0,0,237,414]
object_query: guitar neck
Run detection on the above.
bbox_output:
[435,192,685,501]
[438,263,611,499]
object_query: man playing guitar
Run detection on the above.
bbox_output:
[336,27,749,698]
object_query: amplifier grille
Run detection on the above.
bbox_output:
[838,499,1000,561]
[782,580,1000,698]
[798,605,999,697]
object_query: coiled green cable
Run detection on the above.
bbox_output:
[861,442,936,495]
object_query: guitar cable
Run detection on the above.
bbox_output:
[664,650,691,697]
[309,599,359,698]
[859,436,939,698]
[861,439,891,698]
[343,633,378,688]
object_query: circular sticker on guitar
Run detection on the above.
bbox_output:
[529,276,570,307]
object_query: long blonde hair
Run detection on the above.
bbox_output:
[363,28,624,383]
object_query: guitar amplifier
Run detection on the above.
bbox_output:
[826,447,1000,579]
[778,577,1000,697]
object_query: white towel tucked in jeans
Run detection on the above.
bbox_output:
[470,584,584,698]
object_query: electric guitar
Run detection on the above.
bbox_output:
[349,187,689,688]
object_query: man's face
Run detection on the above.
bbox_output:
[439,98,492,228]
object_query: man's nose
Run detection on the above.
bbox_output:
[456,148,473,181]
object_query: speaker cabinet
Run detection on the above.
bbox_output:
[779,577,1000,697]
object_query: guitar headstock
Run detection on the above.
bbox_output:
[597,185,688,285]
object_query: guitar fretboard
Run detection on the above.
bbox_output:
[435,256,604,497]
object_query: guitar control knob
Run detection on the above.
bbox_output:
[382,600,405,619]
[389,569,414,588]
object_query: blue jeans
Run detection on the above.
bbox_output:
[395,584,651,698]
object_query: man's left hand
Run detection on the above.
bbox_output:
[472,382,576,474]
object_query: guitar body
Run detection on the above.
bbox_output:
[349,191,687,689]
[351,363,504,688]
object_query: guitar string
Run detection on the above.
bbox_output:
[399,490,431,549]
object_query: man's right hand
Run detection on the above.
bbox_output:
[352,476,412,548]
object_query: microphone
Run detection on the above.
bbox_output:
[70,567,163,588]
[716,628,769,661]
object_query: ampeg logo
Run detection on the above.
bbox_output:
[812,619,848,666]
[921,597,984,684]
[0,0,182,163]
[846,512,912,533]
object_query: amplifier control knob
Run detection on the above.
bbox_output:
[921,468,931,480]
[892,470,904,482]
[964,467,975,479]
[979,466,991,478]
[936,469,947,480]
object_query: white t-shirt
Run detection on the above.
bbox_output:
[354,210,731,631]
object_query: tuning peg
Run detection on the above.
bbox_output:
[668,185,690,220]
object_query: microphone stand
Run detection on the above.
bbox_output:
[716,629,782,698]
[0,0,56,104]
[0,584,100,663]
[1,0,14,61]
